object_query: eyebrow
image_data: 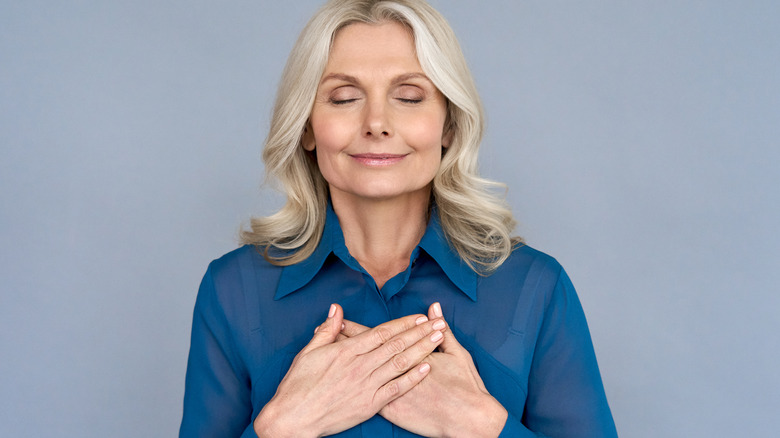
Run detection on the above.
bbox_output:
[319,72,431,86]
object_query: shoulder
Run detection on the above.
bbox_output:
[198,245,283,313]
[492,243,565,284]
[206,245,280,281]
[475,243,569,310]
[508,243,562,268]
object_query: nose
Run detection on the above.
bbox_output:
[363,99,392,139]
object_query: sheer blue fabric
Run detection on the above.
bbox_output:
[180,205,617,437]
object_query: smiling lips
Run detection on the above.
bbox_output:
[350,153,408,166]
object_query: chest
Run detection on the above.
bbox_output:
[235,258,539,436]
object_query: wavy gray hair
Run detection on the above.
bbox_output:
[241,0,520,273]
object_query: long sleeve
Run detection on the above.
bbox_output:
[521,267,618,437]
[179,237,617,437]
[180,265,254,438]
[499,411,545,437]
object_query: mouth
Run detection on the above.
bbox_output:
[349,153,408,166]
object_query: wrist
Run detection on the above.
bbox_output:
[254,399,308,438]
[253,403,278,438]
[477,396,508,438]
[446,395,507,438]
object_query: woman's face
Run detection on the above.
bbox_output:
[306,21,449,204]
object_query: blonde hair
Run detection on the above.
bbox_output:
[241,0,521,274]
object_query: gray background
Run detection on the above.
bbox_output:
[2,1,778,437]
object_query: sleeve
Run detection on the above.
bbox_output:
[521,267,618,437]
[180,265,255,438]
[498,412,546,437]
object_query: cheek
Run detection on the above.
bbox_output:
[405,113,447,148]
[311,114,355,152]
[309,118,345,182]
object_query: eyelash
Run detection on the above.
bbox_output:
[329,98,358,105]
[330,98,423,105]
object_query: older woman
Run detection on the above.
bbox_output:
[180,1,617,437]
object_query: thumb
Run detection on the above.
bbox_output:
[305,304,344,352]
[428,302,461,354]
[427,303,487,391]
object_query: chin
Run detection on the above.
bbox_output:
[334,183,433,203]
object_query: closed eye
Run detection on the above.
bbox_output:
[395,84,425,104]
[329,98,359,105]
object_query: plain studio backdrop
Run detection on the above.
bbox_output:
[1,1,778,436]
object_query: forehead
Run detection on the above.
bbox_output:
[325,21,421,73]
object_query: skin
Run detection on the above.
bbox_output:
[254,22,508,437]
[302,20,450,288]
[254,304,446,437]
[340,304,508,438]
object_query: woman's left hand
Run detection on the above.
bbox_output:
[340,303,508,438]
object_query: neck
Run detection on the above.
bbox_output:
[330,189,430,289]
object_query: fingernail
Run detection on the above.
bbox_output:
[328,304,336,318]
[415,316,428,325]
[314,326,320,333]
[430,331,443,342]
[419,363,431,374]
[433,302,442,318]
[341,323,345,330]
[432,320,445,330]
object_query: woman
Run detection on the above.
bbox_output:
[180,1,617,437]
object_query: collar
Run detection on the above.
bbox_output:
[416,210,478,301]
[274,203,478,301]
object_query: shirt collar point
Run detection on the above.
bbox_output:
[419,212,479,302]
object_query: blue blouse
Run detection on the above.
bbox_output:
[180,206,617,437]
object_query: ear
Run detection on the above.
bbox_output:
[442,128,454,148]
[441,116,454,148]
[302,122,316,151]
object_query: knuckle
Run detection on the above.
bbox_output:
[385,337,406,355]
[390,353,408,372]
[373,326,393,345]
[384,380,400,398]
[405,367,423,385]
[415,337,433,355]
[336,341,356,357]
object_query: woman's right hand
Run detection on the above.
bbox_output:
[253,304,446,438]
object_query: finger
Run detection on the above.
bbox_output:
[300,303,343,354]
[427,302,450,337]
[437,322,462,353]
[427,303,488,391]
[314,319,345,335]
[369,318,445,383]
[427,302,442,321]
[352,313,430,354]
[428,302,464,354]
[341,319,371,338]
[341,314,427,338]
[375,362,432,407]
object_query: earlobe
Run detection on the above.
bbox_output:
[441,115,454,148]
[302,124,316,151]
[442,127,454,149]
